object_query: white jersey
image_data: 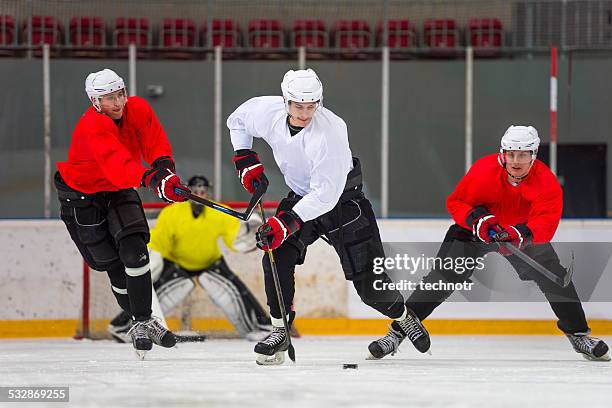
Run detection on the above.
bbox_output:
[227,96,353,222]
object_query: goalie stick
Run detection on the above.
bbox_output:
[174,182,266,221]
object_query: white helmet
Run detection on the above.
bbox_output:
[85,68,125,111]
[281,68,323,110]
[500,125,540,152]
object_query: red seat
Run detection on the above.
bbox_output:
[162,18,196,47]
[248,19,283,49]
[23,16,63,46]
[292,20,327,48]
[114,18,150,47]
[69,17,104,47]
[423,19,459,49]
[201,19,241,48]
[376,19,416,48]
[331,20,371,49]
[468,18,503,48]
[0,15,16,45]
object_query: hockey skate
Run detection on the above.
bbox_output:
[367,309,431,359]
[141,316,177,348]
[127,316,177,360]
[128,319,152,360]
[107,310,132,343]
[566,331,610,362]
[254,326,290,365]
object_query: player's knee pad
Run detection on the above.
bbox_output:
[323,198,384,281]
[153,262,195,312]
[118,233,149,270]
[197,268,259,336]
[106,189,150,243]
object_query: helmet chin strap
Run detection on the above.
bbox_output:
[505,159,534,181]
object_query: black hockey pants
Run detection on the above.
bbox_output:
[262,192,405,320]
[405,224,589,334]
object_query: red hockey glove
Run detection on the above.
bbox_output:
[232,150,269,194]
[492,224,532,256]
[142,167,189,203]
[256,210,302,251]
[468,207,503,244]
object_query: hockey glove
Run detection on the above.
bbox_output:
[467,206,503,244]
[492,224,532,256]
[232,149,269,194]
[142,167,189,203]
[150,156,176,172]
[256,210,302,251]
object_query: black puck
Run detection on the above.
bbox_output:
[342,363,358,369]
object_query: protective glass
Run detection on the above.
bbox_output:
[503,150,533,164]
[100,90,126,105]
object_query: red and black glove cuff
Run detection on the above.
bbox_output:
[511,223,533,248]
[277,210,302,235]
[232,149,260,171]
[151,156,176,172]
[141,166,171,189]
[466,206,490,227]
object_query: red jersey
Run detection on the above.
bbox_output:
[57,96,172,194]
[446,154,562,243]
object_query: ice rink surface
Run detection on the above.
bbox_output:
[1,336,611,408]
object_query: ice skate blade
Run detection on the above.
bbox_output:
[366,353,381,360]
[581,352,610,362]
[135,350,147,360]
[255,351,285,365]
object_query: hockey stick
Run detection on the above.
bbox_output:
[258,201,296,363]
[491,229,574,288]
[174,182,266,221]
[175,333,207,342]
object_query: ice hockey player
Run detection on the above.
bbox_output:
[227,68,430,365]
[369,125,610,362]
[107,175,276,342]
[55,68,187,358]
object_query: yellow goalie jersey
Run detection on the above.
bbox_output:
[148,201,241,272]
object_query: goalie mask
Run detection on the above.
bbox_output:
[188,175,211,217]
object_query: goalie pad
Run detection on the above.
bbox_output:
[149,249,164,282]
[232,212,262,253]
[153,261,195,313]
[198,258,271,337]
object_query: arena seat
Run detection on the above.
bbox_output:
[468,18,503,56]
[22,16,64,56]
[201,19,241,48]
[292,20,327,48]
[69,17,104,47]
[376,19,416,49]
[248,19,284,49]
[113,17,150,47]
[331,20,371,49]
[0,15,17,56]
[161,18,196,48]
[423,19,459,49]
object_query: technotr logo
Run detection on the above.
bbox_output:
[372,254,486,275]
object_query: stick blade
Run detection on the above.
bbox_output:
[288,344,296,363]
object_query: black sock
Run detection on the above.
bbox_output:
[127,271,152,321]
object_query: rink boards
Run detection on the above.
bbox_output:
[1,218,611,338]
